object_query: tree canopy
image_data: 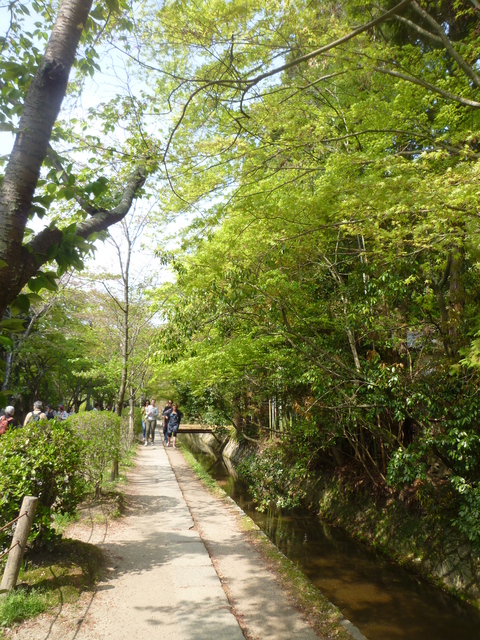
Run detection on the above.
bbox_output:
[2,0,480,539]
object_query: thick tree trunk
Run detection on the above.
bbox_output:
[0,0,93,313]
[0,0,146,318]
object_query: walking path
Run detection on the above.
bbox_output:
[10,442,361,640]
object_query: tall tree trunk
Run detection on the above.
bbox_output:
[2,351,14,393]
[128,385,135,444]
[341,294,361,372]
[115,231,131,418]
[0,0,93,314]
[112,228,132,480]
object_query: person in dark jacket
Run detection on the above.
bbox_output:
[162,400,173,446]
[45,404,56,420]
[167,404,183,449]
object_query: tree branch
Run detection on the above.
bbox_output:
[391,12,442,44]
[241,0,414,90]
[411,1,480,90]
[372,66,480,108]
[19,167,146,292]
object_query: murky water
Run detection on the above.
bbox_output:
[185,444,480,640]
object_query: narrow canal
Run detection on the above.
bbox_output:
[184,442,480,640]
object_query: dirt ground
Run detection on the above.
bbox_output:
[6,444,361,640]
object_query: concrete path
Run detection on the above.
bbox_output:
[167,445,325,640]
[73,444,246,640]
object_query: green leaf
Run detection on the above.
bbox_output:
[0,318,26,333]
[10,294,31,315]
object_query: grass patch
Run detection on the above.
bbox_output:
[0,588,51,628]
[0,538,103,631]
[121,446,138,469]
[53,512,79,535]
[181,448,223,495]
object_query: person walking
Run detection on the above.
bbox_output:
[57,404,69,420]
[24,400,47,425]
[144,398,159,447]
[45,404,56,420]
[162,400,173,446]
[167,404,183,449]
[0,406,16,434]
[141,400,149,443]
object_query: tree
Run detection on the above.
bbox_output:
[145,0,480,538]
[2,282,120,418]
[0,0,146,319]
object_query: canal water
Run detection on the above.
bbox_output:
[184,443,480,640]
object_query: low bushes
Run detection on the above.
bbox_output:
[0,420,85,551]
[238,444,310,511]
[0,411,132,553]
[68,411,125,497]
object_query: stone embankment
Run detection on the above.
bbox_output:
[184,432,480,605]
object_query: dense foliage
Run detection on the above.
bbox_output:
[3,0,480,549]
[69,411,126,496]
[0,411,132,552]
[0,421,85,549]
[145,0,480,542]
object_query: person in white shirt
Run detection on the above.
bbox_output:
[144,398,159,446]
[57,404,69,420]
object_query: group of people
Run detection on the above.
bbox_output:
[0,400,74,434]
[1,398,184,445]
[24,400,74,423]
[141,399,183,449]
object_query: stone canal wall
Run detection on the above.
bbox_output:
[181,432,480,604]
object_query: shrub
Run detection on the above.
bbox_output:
[238,444,310,512]
[0,420,85,551]
[68,411,125,496]
[387,423,480,545]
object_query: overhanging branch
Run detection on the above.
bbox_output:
[21,167,146,287]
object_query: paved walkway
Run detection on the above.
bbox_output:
[167,446,324,640]
[74,444,247,640]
